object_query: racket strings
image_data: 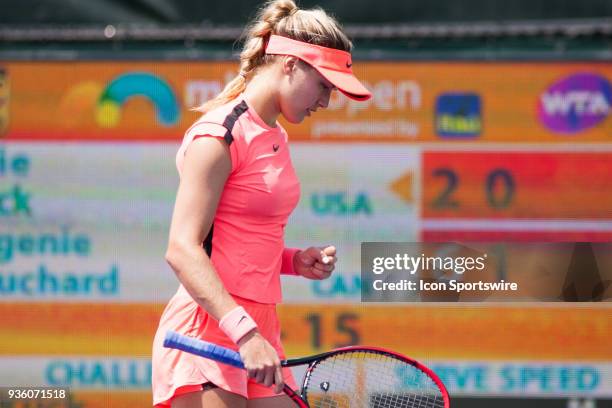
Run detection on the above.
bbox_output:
[303,350,445,408]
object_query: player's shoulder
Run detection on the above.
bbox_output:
[200,98,250,128]
[182,98,245,141]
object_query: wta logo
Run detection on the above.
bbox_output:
[537,73,611,134]
[59,72,180,128]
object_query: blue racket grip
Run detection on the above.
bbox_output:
[163,330,245,369]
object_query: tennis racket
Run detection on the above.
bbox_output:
[164,330,450,407]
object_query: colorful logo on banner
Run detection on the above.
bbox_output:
[97,72,179,128]
[0,68,9,136]
[435,93,482,138]
[59,72,180,129]
[537,72,612,134]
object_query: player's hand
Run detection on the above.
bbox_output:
[293,246,337,280]
[237,330,284,394]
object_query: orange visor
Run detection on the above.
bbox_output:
[265,34,372,101]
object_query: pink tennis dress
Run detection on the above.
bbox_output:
[152,96,301,406]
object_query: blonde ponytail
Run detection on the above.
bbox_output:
[194,0,351,113]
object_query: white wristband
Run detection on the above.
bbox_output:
[218,306,258,344]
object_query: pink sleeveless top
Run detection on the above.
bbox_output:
[176,96,301,304]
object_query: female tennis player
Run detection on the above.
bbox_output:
[152,1,371,407]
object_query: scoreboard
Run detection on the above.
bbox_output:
[0,61,610,406]
[422,151,612,241]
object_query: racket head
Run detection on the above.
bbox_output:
[296,346,450,408]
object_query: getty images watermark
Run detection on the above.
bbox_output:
[361,242,612,302]
[361,242,517,302]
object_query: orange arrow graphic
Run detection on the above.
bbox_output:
[390,171,413,204]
